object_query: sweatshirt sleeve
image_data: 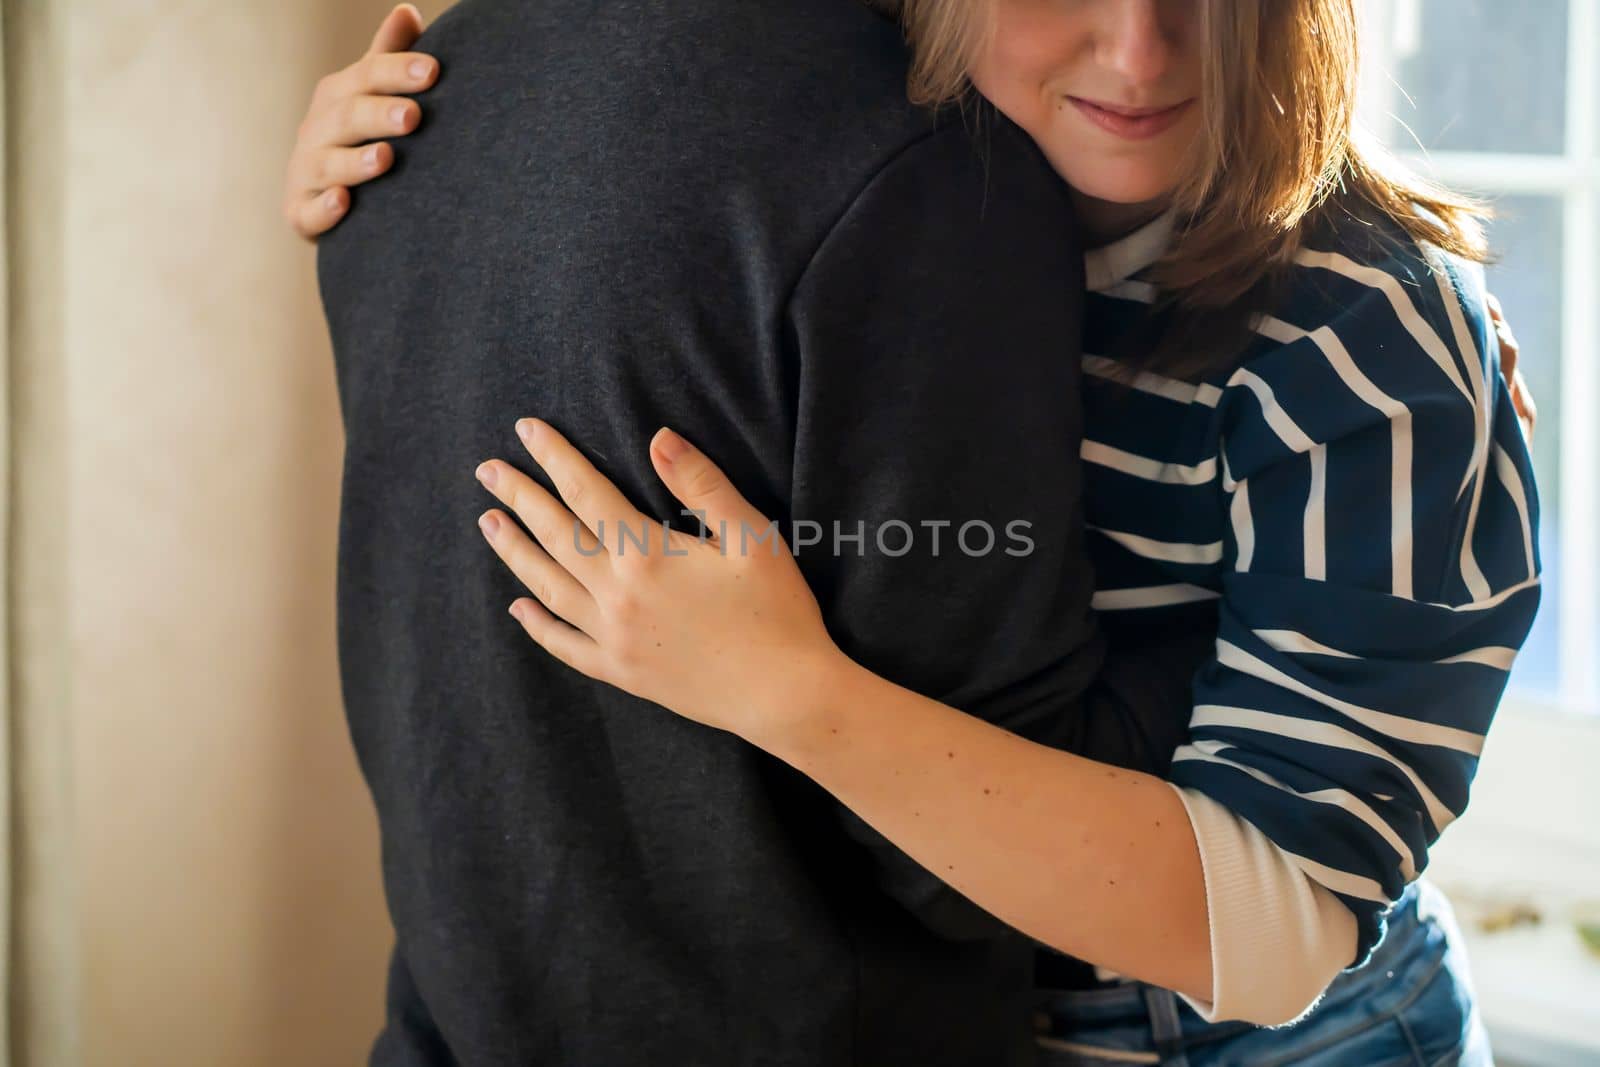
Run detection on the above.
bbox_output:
[781,111,1194,942]
[1168,243,1543,980]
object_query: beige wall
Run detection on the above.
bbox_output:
[10,3,453,1064]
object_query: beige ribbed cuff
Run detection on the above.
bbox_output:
[1168,782,1360,1027]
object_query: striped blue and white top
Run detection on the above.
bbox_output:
[1081,206,1543,964]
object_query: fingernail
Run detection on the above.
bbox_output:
[478,512,500,536]
[363,145,380,168]
[476,462,498,488]
[390,104,409,128]
[516,418,538,444]
[409,59,432,80]
[325,190,342,211]
[655,427,687,464]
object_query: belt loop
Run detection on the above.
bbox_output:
[1142,986,1192,1067]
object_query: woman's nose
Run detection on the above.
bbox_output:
[1096,0,1172,86]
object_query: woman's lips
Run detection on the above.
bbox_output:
[1067,97,1194,140]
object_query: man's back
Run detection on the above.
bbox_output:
[319,2,1099,1063]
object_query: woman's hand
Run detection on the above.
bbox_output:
[472,419,843,740]
[473,419,1218,1005]
[1487,291,1537,445]
[282,4,438,241]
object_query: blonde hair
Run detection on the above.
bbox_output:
[894,0,1491,374]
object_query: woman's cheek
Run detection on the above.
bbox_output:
[968,70,1066,163]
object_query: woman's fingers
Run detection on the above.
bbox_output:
[507,597,606,680]
[1486,290,1519,376]
[283,138,397,236]
[285,186,349,240]
[301,141,395,197]
[368,3,426,56]
[514,419,654,553]
[1484,291,1535,442]
[1511,369,1538,445]
[330,51,439,99]
[475,459,611,589]
[283,6,433,243]
[300,93,421,154]
[1491,309,1519,381]
[318,50,438,108]
[336,5,432,103]
[648,427,766,539]
[478,509,602,636]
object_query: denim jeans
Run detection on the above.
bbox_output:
[1030,879,1493,1067]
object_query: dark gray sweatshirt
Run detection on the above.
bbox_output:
[318,1,1198,1064]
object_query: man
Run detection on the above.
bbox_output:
[318,1,1196,1063]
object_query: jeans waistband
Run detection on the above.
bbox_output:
[1032,880,1440,1038]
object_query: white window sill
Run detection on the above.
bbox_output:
[1444,913,1600,1067]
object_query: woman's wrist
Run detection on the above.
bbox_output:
[737,643,861,757]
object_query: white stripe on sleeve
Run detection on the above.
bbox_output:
[1213,641,1486,756]
[1082,439,1218,485]
[1091,584,1222,611]
[1189,703,1462,834]
[1492,443,1537,582]
[1089,526,1223,565]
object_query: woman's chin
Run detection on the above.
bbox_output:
[1058,168,1177,208]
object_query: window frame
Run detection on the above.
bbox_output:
[1367,0,1599,720]
[1358,6,1600,1057]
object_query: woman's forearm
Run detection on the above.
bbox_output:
[474,420,1214,997]
[747,649,1213,1002]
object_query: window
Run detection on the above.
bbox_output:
[1357,6,1600,1062]
[1357,0,1600,717]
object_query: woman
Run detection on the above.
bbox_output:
[285,3,1542,1064]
